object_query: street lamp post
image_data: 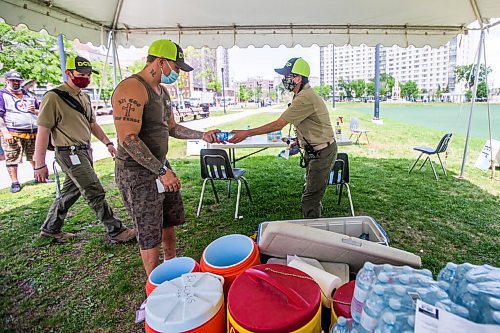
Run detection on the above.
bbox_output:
[221,67,226,114]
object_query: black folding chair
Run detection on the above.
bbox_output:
[328,153,355,216]
[197,149,253,219]
[409,133,452,180]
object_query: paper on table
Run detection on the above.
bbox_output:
[415,300,500,333]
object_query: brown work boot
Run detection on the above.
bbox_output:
[106,228,137,244]
[40,230,76,243]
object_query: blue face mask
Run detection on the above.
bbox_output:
[161,61,179,84]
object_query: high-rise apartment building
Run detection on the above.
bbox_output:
[320,35,474,94]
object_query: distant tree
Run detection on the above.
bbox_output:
[476,81,488,100]
[351,79,367,98]
[436,84,443,99]
[313,84,332,100]
[380,73,395,97]
[207,80,222,93]
[401,81,420,99]
[0,22,75,86]
[127,60,145,75]
[338,79,353,99]
[365,82,375,97]
[455,64,492,89]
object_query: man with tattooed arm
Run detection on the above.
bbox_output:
[112,39,220,276]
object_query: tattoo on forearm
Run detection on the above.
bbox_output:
[150,69,157,78]
[122,134,163,173]
[115,98,142,123]
[169,125,204,139]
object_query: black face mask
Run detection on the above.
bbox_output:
[282,77,297,91]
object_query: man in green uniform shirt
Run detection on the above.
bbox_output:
[33,56,136,243]
[229,57,337,218]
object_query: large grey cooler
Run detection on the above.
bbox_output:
[257,221,421,273]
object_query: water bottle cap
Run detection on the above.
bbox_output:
[372,285,385,295]
[446,262,458,269]
[493,311,500,324]
[489,297,500,310]
[436,289,448,298]
[389,298,402,310]
[383,312,396,325]
[394,285,406,296]
[382,264,392,271]
[337,317,347,326]
[377,273,389,283]
[466,284,480,294]
[421,269,433,277]
[402,266,413,274]
[398,275,410,285]
[364,262,375,270]
[437,281,450,290]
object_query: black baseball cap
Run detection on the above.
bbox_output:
[66,56,99,74]
[148,39,194,72]
[5,70,23,81]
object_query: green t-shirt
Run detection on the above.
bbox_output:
[37,83,96,146]
[281,84,334,146]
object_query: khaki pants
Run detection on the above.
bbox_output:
[302,143,337,218]
[40,149,125,236]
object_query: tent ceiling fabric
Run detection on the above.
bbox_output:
[2,0,500,48]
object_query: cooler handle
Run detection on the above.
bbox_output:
[246,268,309,310]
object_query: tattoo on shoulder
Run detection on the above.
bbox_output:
[150,69,156,78]
[114,98,142,123]
[122,134,162,173]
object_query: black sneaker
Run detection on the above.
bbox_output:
[10,182,21,193]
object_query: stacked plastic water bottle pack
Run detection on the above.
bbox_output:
[438,262,500,325]
[332,262,458,333]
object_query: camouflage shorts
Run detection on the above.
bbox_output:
[115,163,185,250]
[2,135,36,166]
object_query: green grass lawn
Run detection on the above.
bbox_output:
[1,104,499,332]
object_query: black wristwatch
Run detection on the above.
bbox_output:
[158,165,168,176]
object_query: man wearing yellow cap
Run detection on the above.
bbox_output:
[112,40,220,276]
[34,56,137,244]
[229,58,336,218]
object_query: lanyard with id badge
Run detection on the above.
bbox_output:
[69,146,82,165]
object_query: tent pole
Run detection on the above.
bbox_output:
[374,43,381,120]
[332,44,335,109]
[111,31,118,88]
[94,31,113,111]
[459,29,485,179]
[57,34,67,82]
[481,32,496,179]
[221,67,227,114]
[113,37,123,82]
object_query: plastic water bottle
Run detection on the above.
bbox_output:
[373,312,396,333]
[351,262,377,323]
[450,303,470,319]
[331,316,351,333]
[359,285,386,332]
[215,131,235,141]
[449,263,474,301]
[458,283,481,321]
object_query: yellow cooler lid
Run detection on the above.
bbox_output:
[146,272,224,332]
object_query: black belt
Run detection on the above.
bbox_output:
[55,144,90,152]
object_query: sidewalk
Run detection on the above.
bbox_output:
[0,106,279,189]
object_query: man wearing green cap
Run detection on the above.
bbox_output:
[33,55,137,244]
[112,39,220,276]
[229,57,336,218]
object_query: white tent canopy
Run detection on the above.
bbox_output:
[2,0,500,48]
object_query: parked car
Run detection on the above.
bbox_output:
[96,107,113,116]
